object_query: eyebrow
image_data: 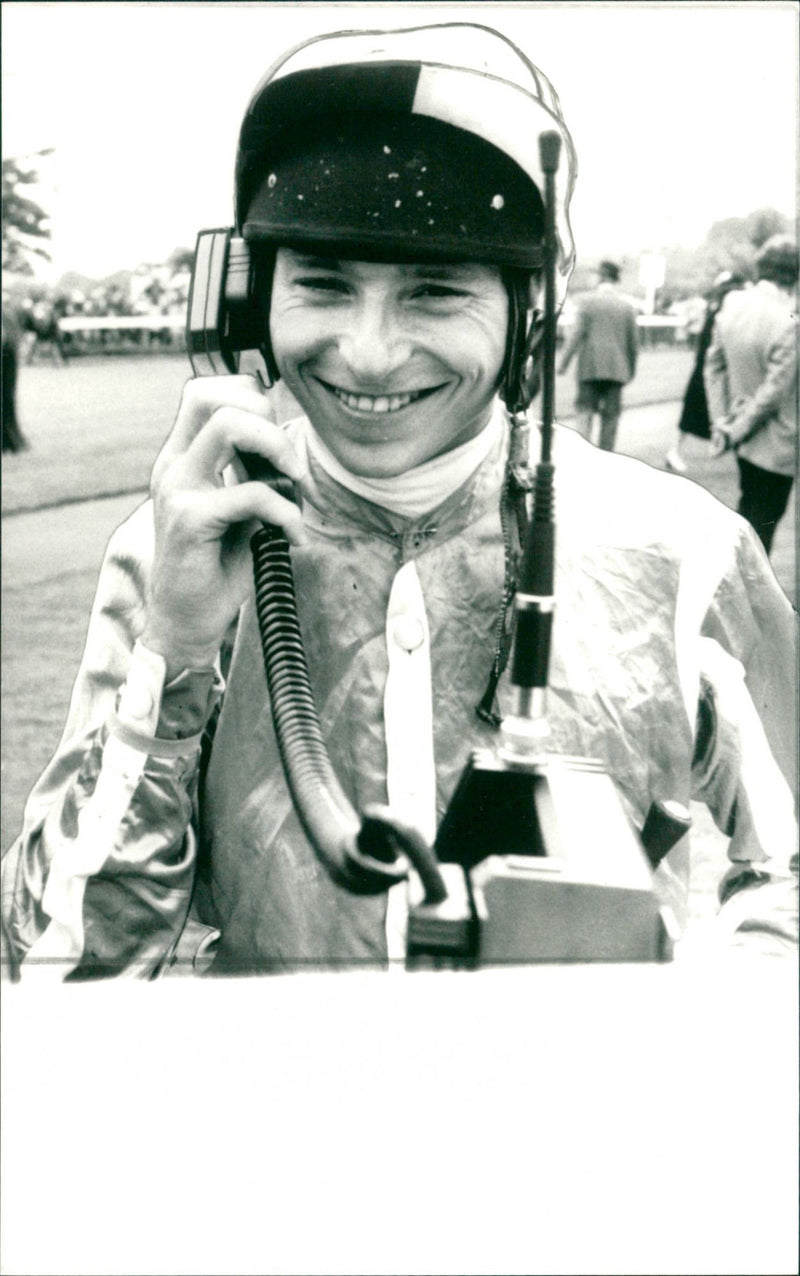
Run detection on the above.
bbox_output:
[287,253,478,279]
[406,263,477,280]
[289,254,345,269]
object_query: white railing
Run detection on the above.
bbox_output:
[57,313,686,334]
[58,314,185,331]
[558,313,688,345]
[51,311,689,353]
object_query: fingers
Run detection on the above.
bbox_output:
[201,482,308,546]
[150,474,307,565]
[709,430,729,458]
[150,373,309,547]
[185,404,304,485]
[154,373,305,492]
[176,373,275,449]
[152,373,279,488]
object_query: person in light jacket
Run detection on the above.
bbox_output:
[704,235,798,554]
[2,24,796,979]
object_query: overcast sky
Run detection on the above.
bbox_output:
[3,1,798,280]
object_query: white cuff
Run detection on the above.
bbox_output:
[116,640,168,736]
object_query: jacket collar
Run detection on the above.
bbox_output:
[287,405,515,548]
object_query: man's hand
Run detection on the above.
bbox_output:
[709,423,733,458]
[142,375,307,679]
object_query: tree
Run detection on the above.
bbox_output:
[167,246,195,275]
[2,150,53,275]
[653,205,792,306]
[744,207,791,249]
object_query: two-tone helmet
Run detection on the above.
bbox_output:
[235,23,578,408]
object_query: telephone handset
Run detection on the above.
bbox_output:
[186,229,265,378]
[187,228,290,493]
[184,228,447,904]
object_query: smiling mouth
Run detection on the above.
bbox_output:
[317,379,442,415]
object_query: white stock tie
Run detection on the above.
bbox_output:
[384,560,437,962]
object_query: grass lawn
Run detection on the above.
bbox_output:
[2,346,696,514]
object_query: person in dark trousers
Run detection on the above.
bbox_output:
[664,271,747,474]
[2,300,29,453]
[705,236,798,555]
[558,259,638,451]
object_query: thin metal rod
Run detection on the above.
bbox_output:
[538,131,561,465]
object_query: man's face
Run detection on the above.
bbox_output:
[269,249,508,477]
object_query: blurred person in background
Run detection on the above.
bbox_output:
[2,297,28,452]
[705,235,798,555]
[23,293,68,366]
[558,259,638,451]
[664,270,748,474]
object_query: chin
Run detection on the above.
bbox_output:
[332,442,414,479]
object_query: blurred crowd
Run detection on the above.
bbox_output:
[4,264,192,363]
[56,265,191,321]
[4,253,741,370]
[2,263,194,449]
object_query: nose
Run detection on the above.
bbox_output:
[338,295,412,386]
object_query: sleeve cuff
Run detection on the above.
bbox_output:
[158,666,223,740]
[110,639,223,757]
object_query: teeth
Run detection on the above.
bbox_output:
[331,386,426,413]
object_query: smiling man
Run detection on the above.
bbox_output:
[269,252,509,477]
[2,23,796,978]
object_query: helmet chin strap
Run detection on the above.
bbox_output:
[500,268,545,528]
[500,270,533,415]
[251,247,281,385]
[520,310,545,406]
[477,252,549,728]
[500,268,545,416]
[476,275,541,728]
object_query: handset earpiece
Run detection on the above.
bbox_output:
[186,229,266,377]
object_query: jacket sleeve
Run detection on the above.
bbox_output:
[702,318,731,427]
[692,522,798,951]
[726,323,797,445]
[558,304,586,373]
[627,307,638,379]
[0,502,223,981]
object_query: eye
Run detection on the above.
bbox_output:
[295,275,350,295]
[412,283,466,299]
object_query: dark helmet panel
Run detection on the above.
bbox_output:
[235,23,576,296]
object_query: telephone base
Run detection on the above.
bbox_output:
[406,749,676,966]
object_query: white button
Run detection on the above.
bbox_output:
[122,683,154,722]
[391,614,425,653]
